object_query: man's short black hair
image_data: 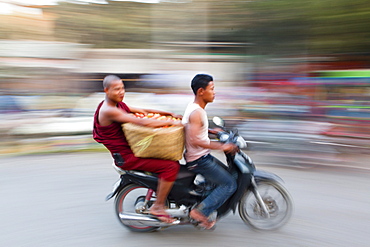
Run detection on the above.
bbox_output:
[191,74,213,95]
[103,75,121,89]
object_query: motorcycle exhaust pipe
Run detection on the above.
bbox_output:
[119,213,181,227]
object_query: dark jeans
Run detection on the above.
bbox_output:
[186,154,237,217]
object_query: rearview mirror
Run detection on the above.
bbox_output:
[212,116,225,128]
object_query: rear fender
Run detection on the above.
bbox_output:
[105,172,158,201]
[106,166,196,202]
[106,177,126,201]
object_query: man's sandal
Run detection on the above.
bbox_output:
[190,209,216,230]
[150,213,176,223]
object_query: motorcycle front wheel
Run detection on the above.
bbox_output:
[115,184,162,232]
[238,180,293,231]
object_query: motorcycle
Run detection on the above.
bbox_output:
[106,117,293,232]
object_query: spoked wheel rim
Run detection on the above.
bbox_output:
[115,184,158,232]
[239,181,293,230]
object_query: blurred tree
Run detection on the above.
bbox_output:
[242,0,310,56]
[1,0,369,55]
[50,1,152,48]
[308,0,370,54]
[244,0,370,55]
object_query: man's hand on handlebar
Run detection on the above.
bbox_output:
[209,128,223,135]
[222,143,239,155]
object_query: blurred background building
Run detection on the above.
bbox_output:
[0,0,369,166]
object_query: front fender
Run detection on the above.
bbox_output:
[253,170,284,184]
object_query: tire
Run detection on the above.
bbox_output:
[115,184,160,232]
[238,180,293,231]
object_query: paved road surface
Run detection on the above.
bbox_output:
[0,151,369,247]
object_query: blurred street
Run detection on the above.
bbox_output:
[0,151,369,247]
[1,1,370,246]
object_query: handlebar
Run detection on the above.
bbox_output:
[217,129,247,149]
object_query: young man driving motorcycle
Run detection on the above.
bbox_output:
[182,74,238,229]
[93,75,182,223]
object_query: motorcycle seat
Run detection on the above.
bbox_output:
[177,165,196,179]
[112,162,195,179]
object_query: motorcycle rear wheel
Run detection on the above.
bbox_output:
[115,184,164,232]
[238,181,293,231]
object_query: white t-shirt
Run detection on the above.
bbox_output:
[182,102,210,162]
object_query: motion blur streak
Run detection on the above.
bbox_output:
[0,1,369,246]
[1,0,369,160]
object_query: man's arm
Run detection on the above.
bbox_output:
[128,105,182,118]
[187,109,237,153]
[102,106,182,128]
[208,128,223,135]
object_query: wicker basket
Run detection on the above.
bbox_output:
[122,123,184,161]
